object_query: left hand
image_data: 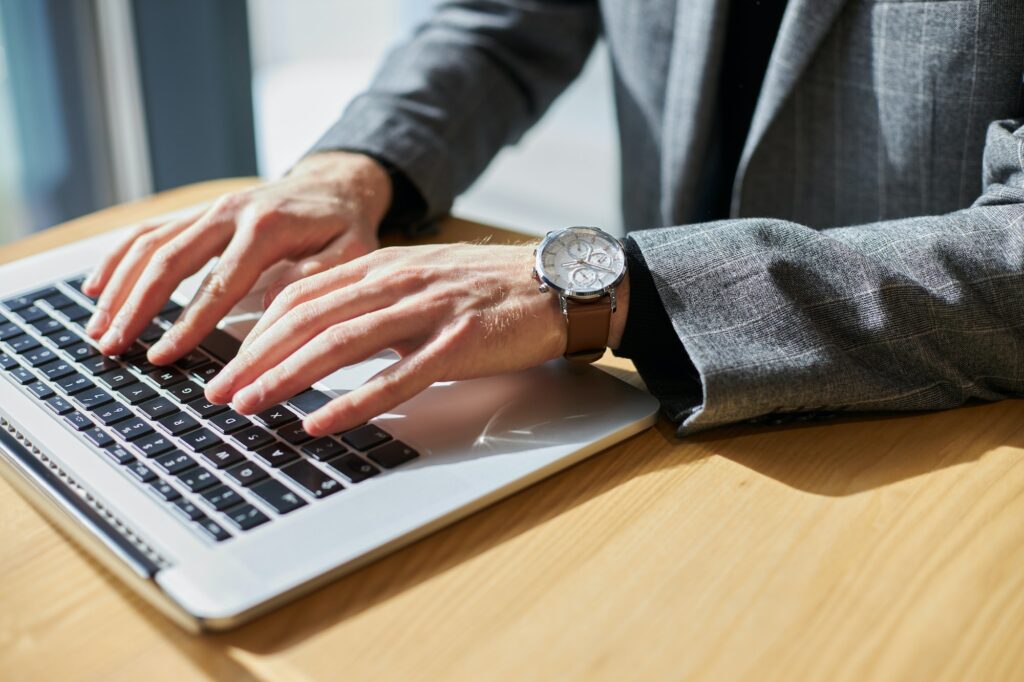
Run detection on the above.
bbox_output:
[204,243,572,436]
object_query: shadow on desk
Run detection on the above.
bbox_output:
[75,394,1023,669]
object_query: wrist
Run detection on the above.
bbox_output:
[292,151,393,229]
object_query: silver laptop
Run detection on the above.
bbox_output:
[0,217,659,631]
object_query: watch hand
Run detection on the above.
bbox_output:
[584,261,617,275]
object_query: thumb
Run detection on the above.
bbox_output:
[262,233,376,308]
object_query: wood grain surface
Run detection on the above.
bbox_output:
[1,180,1022,682]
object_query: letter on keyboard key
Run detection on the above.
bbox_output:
[131,432,175,458]
[117,382,158,405]
[83,427,114,449]
[180,427,221,452]
[157,411,199,436]
[201,444,245,469]
[209,410,251,434]
[224,461,268,487]
[301,437,347,461]
[193,516,232,542]
[223,503,269,531]
[154,451,197,475]
[126,461,156,483]
[138,396,178,420]
[102,444,135,465]
[199,484,244,511]
[63,411,94,431]
[281,460,344,499]
[45,396,74,415]
[254,405,298,429]
[250,478,307,514]
[25,381,55,400]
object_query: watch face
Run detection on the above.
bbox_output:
[536,227,626,296]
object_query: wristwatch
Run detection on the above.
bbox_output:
[533,226,628,363]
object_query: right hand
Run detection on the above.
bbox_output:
[82,151,394,365]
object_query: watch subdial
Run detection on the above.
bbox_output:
[571,267,598,288]
[566,239,592,260]
[588,251,611,268]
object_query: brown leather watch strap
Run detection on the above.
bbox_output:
[564,297,611,363]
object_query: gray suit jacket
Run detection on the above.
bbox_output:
[312,0,1024,435]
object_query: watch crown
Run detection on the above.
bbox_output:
[538,283,549,293]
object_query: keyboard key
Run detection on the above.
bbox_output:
[30,317,63,335]
[38,359,75,380]
[25,381,55,400]
[281,460,343,499]
[116,382,158,405]
[184,396,228,419]
[45,395,75,415]
[209,410,251,434]
[62,411,94,431]
[102,443,135,465]
[82,427,114,448]
[130,432,175,458]
[166,380,203,403]
[301,437,347,462]
[153,451,197,475]
[341,424,392,451]
[224,461,268,487]
[190,362,223,384]
[46,329,82,349]
[157,302,184,325]
[250,478,307,515]
[126,461,157,483]
[0,352,17,370]
[0,322,21,341]
[42,291,74,310]
[64,342,99,361]
[61,303,91,322]
[254,405,298,429]
[145,367,186,389]
[193,516,231,542]
[200,444,245,469]
[286,389,333,416]
[120,342,149,361]
[96,367,137,390]
[180,427,221,452]
[198,328,240,363]
[13,305,48,323]
[172,499,204,521]
[73,387,113,411]
[127,357,159,376]
[177,467,218,493]
[199,484,244,511]
[231,425,275,451]
[113,417,154,441]
[138,396,178,420]
[222,503,269,531]
[278,421,313,445]
[94,402,132,425]
[3,292,41,311]
[368,441,420,469]
[173,349,208,370]
[253,443,299,468]
[10,367,36,385]
[148,479,181,502]
[157,411,199,436]
[6,335,40,354]
[138,322,165,343]
[23,346,56,367]
[81,355,120,376]
[326,453,381,483]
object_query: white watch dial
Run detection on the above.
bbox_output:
[537,227,626,296]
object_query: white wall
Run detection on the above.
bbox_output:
[247,0,621,236]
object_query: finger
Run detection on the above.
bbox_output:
[239,257,370,355]
[228,308,422,414]
[302,338,447,436]
[206,281,396,403]
[88,220,189,342]
[96,218,233,358]
[82,223,159,297]
[145,233,272,365]
[262,233,374,308]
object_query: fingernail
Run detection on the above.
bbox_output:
[86,310,109,337]
[232,383,260,413]
[206,373,233,399]
[148,338,171,359]
[99,328,123,354]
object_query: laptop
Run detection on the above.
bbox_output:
[0,215,659,631]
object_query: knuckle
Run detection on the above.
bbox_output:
[322,322,350,349]
[287,302,322,332]
[213,191,244,213]
[276,281,307,309]
[131,232,162,256]
[198,270,231,298]
[151,245,182,273]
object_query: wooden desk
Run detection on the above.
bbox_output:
[2,180,1022,682]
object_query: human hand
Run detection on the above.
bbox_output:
[81,151,393,364]
[204,242,628,436]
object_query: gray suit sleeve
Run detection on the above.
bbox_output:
[631,118,1024,436]
[308,0,600,220]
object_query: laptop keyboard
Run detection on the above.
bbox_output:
[0,275,419,544]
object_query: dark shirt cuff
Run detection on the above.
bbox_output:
[615,236,703,416]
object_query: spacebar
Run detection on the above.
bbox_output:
[199,328,241,363]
